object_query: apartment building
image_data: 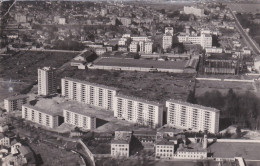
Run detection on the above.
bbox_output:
[129,41,139,53]
[61,77,118,111]
[63,108,96,130]
[166,99,220,133]
[114,94,163,128]
[22,104,60,128]
[177,33,212,49]
[144,42,153,54]
[162,35,172,50]
[155,140,175,159]
[184,6,204,17]
[4,95,29,112]
[131,36,148,42]
[0,133,10,147]
[38,67,56,96]
[175,144,207,159]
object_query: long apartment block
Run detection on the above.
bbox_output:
[22,104,60,128]
[63,108,96,130]
[61,77,118,111]
[114,94,163,128]
[166,99,220,133]
[61,77,163,128]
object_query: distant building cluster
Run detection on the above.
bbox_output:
[111,127,209,159]
[183,6,205,17]
[177,26,212,49]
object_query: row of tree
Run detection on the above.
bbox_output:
[187,89,260,130]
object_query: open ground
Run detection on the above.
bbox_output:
[208,142,260,160]
[0,51,78,100]
[58,68,195,103]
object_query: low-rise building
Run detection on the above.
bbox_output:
[4,95,29,112]
[0,133,10,147]
[111,132,132,157]
[95,47,106,56]
[155,139,175,159]
[63,108,96,130]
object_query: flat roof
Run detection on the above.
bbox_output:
[156,139,175,146]
[23,104,60,116]
[116,93,162,107]
[62,77,118,91]
[166,99,220,113]
[5,95,29,101]
[94,57,188,70]
[64,106,95,118]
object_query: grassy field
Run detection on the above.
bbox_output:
[195,80,255,96]
[209,142,260,160]
[0,51,77,101]
[58,68,195,103]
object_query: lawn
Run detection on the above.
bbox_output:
[195,80,255,96]
[209,142,260,160]
[58,68,195,103]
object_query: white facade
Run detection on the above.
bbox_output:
[4,95,29,112]
[131,36,148,42]
[61,77,118,111]
[111,142,130,157]
[205,47,223,54]
[114,94,163,128]
[63,109,96,130]
[144,42,153,54]
[177,33,212,49]
[184,6,204,17]
[0,135,10,147]
[163,35,172,50]
[129,41,139,53]
[95,48,106,56]
[155,142,175,159]
[22,104,59,128]
[166,99,220,133]
[175,149,207,159]
[38,67,56,96]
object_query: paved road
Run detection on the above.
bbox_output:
[229,8,260,55]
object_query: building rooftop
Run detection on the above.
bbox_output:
[116,93,162,107]
[23,104,60,116]
[64,105,95,118]
[94,57,188,70]
[5,95,29,101]
[39,66,56,71]
[177,143,207,152]
[166,99,220,113]
[62,77,118,91]
[156,139,175,146]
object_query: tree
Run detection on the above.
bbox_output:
[187,90,197,104]
[224,89,239,121]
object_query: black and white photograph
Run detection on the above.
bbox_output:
[0,0,260,165]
